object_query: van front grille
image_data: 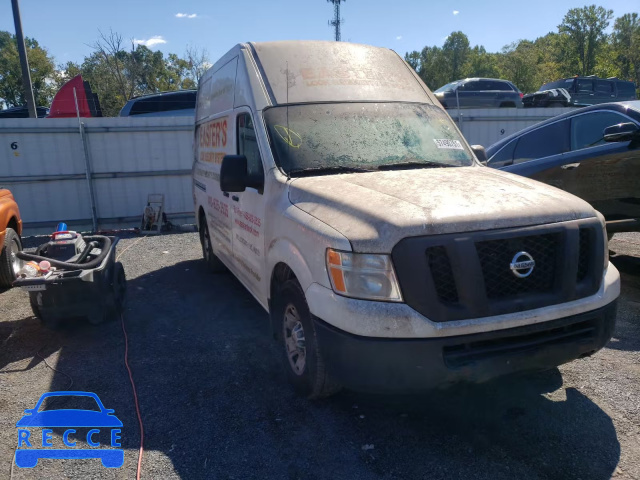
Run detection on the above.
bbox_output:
[426,246,458,304]
[391,219,604,322]
[577,228,591,283]
[476,233,559,299]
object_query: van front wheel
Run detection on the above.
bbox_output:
[274,279,341,399]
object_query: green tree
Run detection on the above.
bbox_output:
[558,5,614,76]
[611,13,640,84]
[530,33,564,88]
[404,46,449,89]
[405,32,472,90]
[56,30,203,116]
[442,32,470,81]
[404,51,421,72]
[464,46,499,79]
[498,41,539,93]
[0,31,57,108]
[593,42,619,78]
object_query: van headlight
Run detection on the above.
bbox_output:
[326,249,402,301]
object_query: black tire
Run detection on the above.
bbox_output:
[113,261,127,314]
[199,213,227,273]
[31,293,62,330]
[0,228,22,288]
[272,279,341,399]
[88,262,127,326]
[499,102,516,108]
[29,293,42,320]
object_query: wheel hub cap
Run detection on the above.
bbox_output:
[10,240,21,275]
[202,227,211,260]
[283,304,306,376]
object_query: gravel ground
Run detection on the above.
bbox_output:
[0,230,638,480]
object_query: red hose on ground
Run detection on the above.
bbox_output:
[116,236,147,478]
[121,313,144,480]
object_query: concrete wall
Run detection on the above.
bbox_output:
[0,108,570,235]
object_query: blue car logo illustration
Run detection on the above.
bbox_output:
[15,391,123,468]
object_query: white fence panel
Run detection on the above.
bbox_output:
[0,117,194,234]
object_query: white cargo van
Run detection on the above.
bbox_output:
[193,41,620,397]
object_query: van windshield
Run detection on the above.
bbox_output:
[263,102,473,176]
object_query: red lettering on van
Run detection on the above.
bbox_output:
[199,118,229,149]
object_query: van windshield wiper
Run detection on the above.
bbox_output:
[287,166,374,177]
[377,161,452,170]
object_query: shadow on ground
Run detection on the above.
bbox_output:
[604,254,640,353]
[610,254,640,277]
[2,241,623,479]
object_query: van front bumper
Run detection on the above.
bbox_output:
[313,300,617,393]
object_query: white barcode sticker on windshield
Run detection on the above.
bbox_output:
[434,139,464,150]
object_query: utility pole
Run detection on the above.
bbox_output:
[327,0,345,42]
[11,0,37,118]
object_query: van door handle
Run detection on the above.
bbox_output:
[561,163,580,170]
[231,195,240,202]
[222,192,229,197]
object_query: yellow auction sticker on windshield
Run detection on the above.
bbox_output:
[274,125,302,148]
[434,139,464,150]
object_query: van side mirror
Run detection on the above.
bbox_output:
[603,122,639,142]
[471,145,487,163]
[220,155,248,192]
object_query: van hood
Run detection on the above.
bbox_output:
[288,166,596,252]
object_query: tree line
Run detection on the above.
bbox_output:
[405,5,640,94]
[0,29,209,116]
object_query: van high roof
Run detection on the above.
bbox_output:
[205,41,434,107]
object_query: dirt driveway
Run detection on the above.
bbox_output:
[1,232,638,479]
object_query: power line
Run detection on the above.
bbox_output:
[327,0,345,42]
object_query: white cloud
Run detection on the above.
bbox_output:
[396,35,402,40]
[133,35,167,47]
[453,10,459,15]
[175,13,197,18]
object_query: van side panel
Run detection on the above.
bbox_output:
[197,58,238,122]
[194,57,239,268]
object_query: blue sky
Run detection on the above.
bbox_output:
[0,0,634,66]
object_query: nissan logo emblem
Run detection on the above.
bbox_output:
[510,251,535,278]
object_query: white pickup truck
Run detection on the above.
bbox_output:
[192,41,620,398]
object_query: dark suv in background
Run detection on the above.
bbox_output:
[119,90,197,117]
[0,106,49,118]
[433,78,523,109]
[522,76,637,108]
